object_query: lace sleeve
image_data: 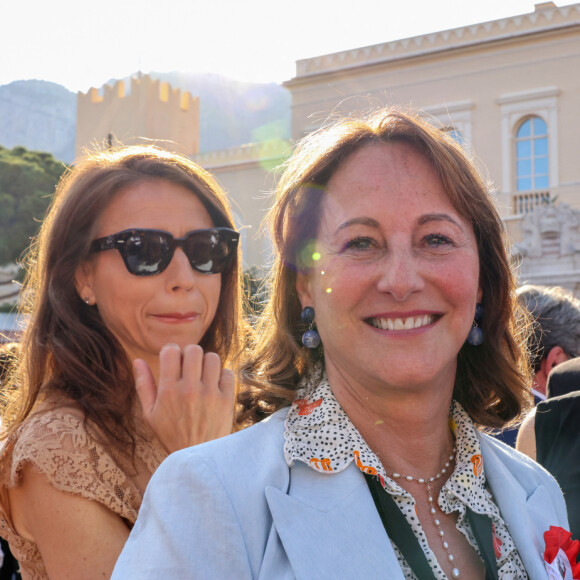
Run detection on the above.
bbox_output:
[2,409,146,524]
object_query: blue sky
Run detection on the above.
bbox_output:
[2,0,576,91]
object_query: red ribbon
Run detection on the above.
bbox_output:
[544,526,580,579]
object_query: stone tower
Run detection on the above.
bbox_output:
[75,73,200,159]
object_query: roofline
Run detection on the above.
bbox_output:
[285,2,580,85]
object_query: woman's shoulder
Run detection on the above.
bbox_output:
[1,401,125,492]
[194,406,288,454]
[4,402,91,469]
[2,406,72,478]
[0,399,154,524]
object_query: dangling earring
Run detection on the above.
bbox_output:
[301,306,321,349]
[466,303,484,346]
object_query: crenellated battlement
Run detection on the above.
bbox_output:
[76,74,200,159]
[194,139,292,169]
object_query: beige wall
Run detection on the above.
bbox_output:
[76,74,200,159]
[195,140,291,268]
[284,1,580,249]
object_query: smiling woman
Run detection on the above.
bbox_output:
[294,142,482,401]
[0,146,244,579]
[113,108,569,580]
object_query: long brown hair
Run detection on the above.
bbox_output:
[239,107,532,429]
[1,146,243,452]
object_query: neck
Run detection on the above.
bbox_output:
[532,374,547,396]
[325,360,456,476]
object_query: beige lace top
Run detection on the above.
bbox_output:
[0,402,167,579]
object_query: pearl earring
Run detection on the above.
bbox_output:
[301,306,321,349]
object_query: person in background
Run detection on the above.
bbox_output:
[517,284,580,400]
[0,146,243,579]
[517,390,580,539]
[513,283,580,537]
[493,284,580,447]
[114,108,568,579]
[0,343,18,579]
[546,356,580,398]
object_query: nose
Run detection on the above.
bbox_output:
[375,246,425,301]
[163,247,197,292]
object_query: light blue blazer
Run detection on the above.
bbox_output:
[113,409,569,579]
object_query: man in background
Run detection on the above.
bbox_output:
[495,284,580,446]
[518,284,580,400]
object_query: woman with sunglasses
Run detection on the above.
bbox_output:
[0,146,243,579]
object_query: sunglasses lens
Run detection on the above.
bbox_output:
[124,231,171,275]
[185,231,234,274]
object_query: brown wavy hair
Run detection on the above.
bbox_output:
[1,146,244,453]
[239,107,532,429]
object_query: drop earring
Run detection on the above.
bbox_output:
[466,303,484,346]
[301,306,321,349]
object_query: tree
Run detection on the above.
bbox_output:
[0,145,66,265]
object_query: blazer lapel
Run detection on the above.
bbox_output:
[480,437,551,580]
[266,460,405,580]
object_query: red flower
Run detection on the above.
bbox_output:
[544,526,580,579]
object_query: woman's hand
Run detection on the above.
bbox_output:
[134,344,235,454]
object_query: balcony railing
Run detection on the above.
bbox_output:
[513,190,551,214]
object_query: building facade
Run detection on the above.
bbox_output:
[73,3,580,290]
[283,1,580,290]
[194,139,291,268]
[76,74,200,159]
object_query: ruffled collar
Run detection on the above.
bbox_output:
[284,368,497,516]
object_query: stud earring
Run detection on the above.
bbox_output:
[84,297,92,306]
[466,303,484,346]
[301,306,321,349]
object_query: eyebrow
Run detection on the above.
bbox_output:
[417,213,464,229]
[336,213,464,233]
[336,217,381,232]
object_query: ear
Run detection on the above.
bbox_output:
[536,346,570,396]
[476,287,483,303]
[74,261,96,305]
[543,345,570,372]
[295,271,313,309]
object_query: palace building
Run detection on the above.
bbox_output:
[75,1,580,292]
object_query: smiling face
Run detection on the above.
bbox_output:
[75,178,221,371]
[296,141,482,399]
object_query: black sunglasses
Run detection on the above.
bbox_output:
[90,227,239,276]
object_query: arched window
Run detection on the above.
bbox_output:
[516,116,549,191]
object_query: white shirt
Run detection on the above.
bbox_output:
[284,370,528,579]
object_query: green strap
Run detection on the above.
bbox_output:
[365,473,436,580]
[466,509,498,580]
[365,473,498,580]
